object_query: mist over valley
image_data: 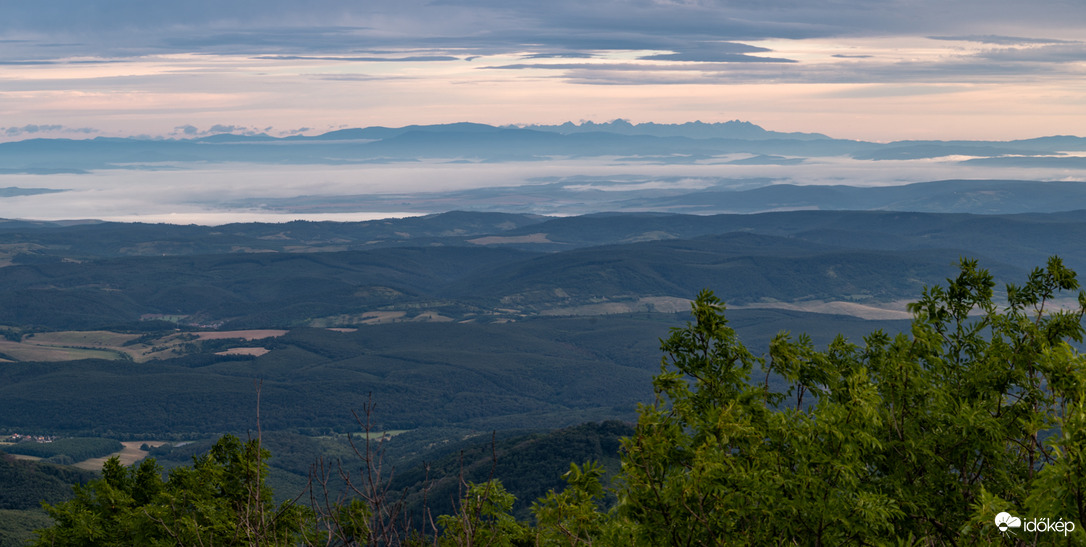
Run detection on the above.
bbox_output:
[3,120,1086,223]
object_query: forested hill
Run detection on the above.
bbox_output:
[0,209,1083,330]
[3,205,1086,543]
[0,206,1080,439]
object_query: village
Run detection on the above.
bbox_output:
[1,433,56,444]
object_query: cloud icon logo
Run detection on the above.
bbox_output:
[995,512,1022,533]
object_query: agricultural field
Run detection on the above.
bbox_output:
[215,347,271,356]
[0,329,290,363]
[0,339,123,362]
[193,330,287,340]
[74,440,169,471]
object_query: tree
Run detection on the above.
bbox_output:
[437,480,531,546]
[34,435,309,546]
[531,461,635,546]
[615,257,1086,545]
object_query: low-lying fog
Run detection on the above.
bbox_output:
[2,155,1084,224]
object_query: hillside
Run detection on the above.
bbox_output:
[0,207,1080,530]
[0,455,96,546]
[2,206,1084,543]
[0,310,913,438]
[0,209,1082,332]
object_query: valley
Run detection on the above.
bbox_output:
[1,204,1084,543]
[1,207,1082,439]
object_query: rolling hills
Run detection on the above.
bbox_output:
[0,207,1080,441]
[0,209,1082,332]
[2,203,1084,539]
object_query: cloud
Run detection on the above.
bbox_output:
[306,73,412,81]
[929,35,1076,45]
[0,60,61,65]
[521,52,595,60]
[209,124,253,134]
[5,124,62,135]
[170,124,266,137]
[2,0,1085,143]
[5,1,1085,62]
[972,43,1086,64]
[1,1,1084,99]
[2,124,97,137]
[478,28,1086,86]
[638,41,795,63]
[253,54,461,62]
[818,85,971,99]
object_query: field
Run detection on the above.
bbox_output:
[0,329,291,363]
[74,440,168,470]
[1,330,175,362]
[26,331,139,348]
[0,338,127,362]
[194,330,288,341]
[215,347,271,356]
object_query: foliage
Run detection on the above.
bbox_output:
[0,509,52,547]
[611,257,1086,544]
[388,256,1086,545]
[26,256,1086,545]
[437,480,532,546]
[410,256,1086,545]
[390,421,632,523]
[0,455,95,511]
[34,435,309,546]
[530,462,635,546]
[0,456,95,547]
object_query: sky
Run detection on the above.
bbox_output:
[2,1,1085,143]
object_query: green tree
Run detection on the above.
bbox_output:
[437,480,531,546]
[531,461,636,546]
[34,435,309,546]
[613,257,1086,545]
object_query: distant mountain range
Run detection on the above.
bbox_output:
[2,121,1084,173]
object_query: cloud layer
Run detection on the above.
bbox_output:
[5,1,1085,63]
[1,1,1084,141]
